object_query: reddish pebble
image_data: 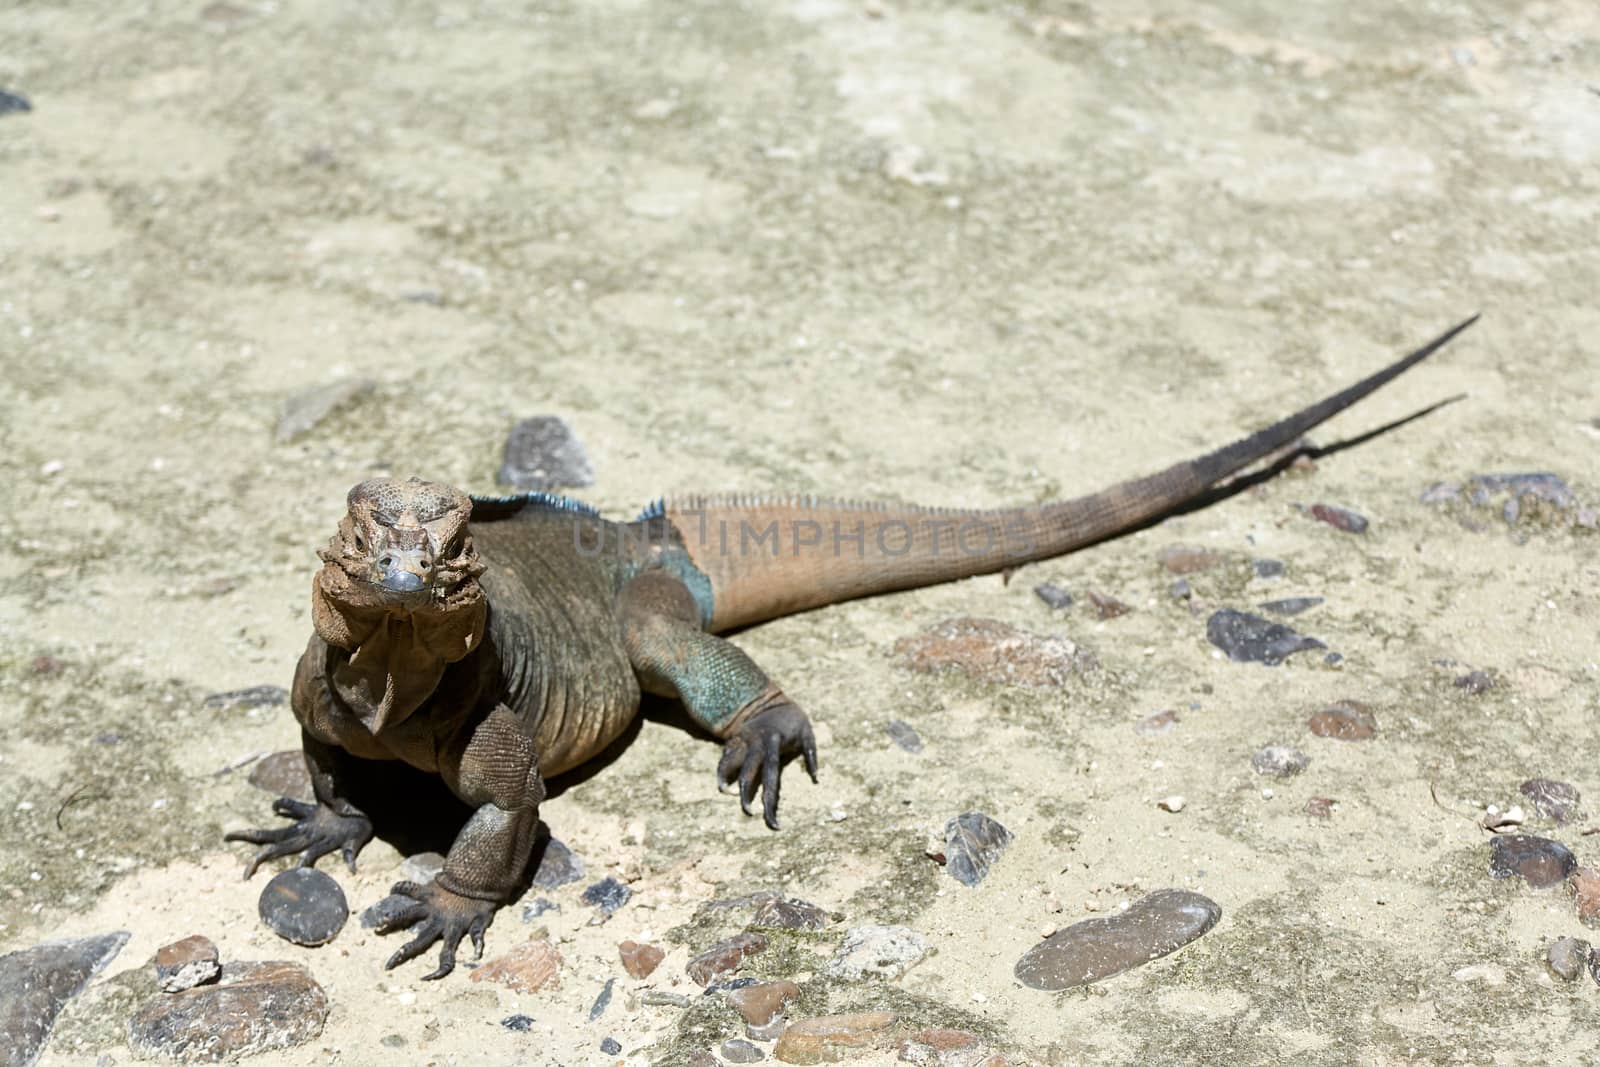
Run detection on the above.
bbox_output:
[773,1012,897,1064]
[685,932,767,987]
[1087,590,1131,619]
[1570,868,1600,926]
[1488,834,1576,889]
[618,939,665,979]
[1307,701,1377,741]
[1310,504,1369,533]
[1159,545,1226,574]
[471,939,563,993]
[725,980,800,1026]
[1135,709,1179,736]
[1304,797,1336,819]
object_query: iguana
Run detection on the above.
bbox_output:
[229,315,1477,978]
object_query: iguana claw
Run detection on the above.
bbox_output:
[225,797,374,878]
[373,879,496,980]
[717,701,819,830]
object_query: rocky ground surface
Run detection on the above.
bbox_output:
[2,1,1599,1064]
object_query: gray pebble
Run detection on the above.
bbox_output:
[531,835,584,889]
[259,868,348,946]
[1206,609,1326,666]
[581,876,631,916]
[397,851,444,885]
[1520,778,1581,824]
[1257,597,1323,617]
[1014,889,1221,990]
[600,1037,622,1055]
[1251,558,1285,579]
[0,931,129,1067]
[588,977,615,1021]
[203,685,289,709]
[1251,745,1309,778]
[1033,582,1073,610]
[521,897,559,921]
[823,925,928,981]
[1547,937,1590,982]
[1454,670,1493,695]
[641,990,692,1008]
[502,1014,535,1032]
[885,719,923,753]
[1310,504,1368,533]
[497,415,594,490]
[943,811,1013,887]
[0,89,32,115]
[721,1037,764,1062]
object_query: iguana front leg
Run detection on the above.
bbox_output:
[225,729,375,876]
[372,703,544,980]
[619,571,818,829]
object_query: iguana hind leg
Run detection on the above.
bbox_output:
[618,571,818,829]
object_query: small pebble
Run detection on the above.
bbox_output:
[885,719,923,753]
[725,980,800,1026]
[153,935,220,993]
[1251,744,1309,777]
[640,990,692,1008]
[259,868,348,946]
[396,851,444,885]
[521,898,558,920]
[501,1014,535,1032]
[720,1037,763,1063]
[1310,503,1368,533]
[686,933,768,987]
[531,835,585,889]
[471,939,563,993]
[246,750,312,799]
[773,1012,897,1062]
[1134,709,1179,736]
[1546,937,1590,982]
[750,895,827,931]
[1304,797,1336,819]
[824,925,928,981]
[747,1015,787,1041]
[0,89,32,115]
[1087,589,1131,619]
[1014,889,1222,990]
[1569,867,1600,926]
[1159,545,1226,574]
[588,977,615,1021]
[1520,778,1580,823]
[618,939,666,979]
[1251,558,1286,579]
[581,876,631,916]
[1157,796,1186,813]
[1169,579,1192,600]
[1307,702,1377,741]
[1488,834,1577,889]
[1257,596,1323,617]
[1207,609,1326,665]
[600,1036,622,1055]
[942,812,1013,887]
[1454,670,1493,695]
[686,1052,719,1067]
[1032,582,1073,610]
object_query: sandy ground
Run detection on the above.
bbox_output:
[3,1,1599,1064]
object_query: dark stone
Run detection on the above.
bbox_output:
[943,812,1013,887]
[275,378,376,444]
[1014,889,1222,990]
[1488,834,1577,889]
[531,834,584,889]
[1169,579,1192,599]
[258,868,348,946]
[154,935,221,993]
[600,1036,623,1055]
[1546,937,1590,982]
[1469,472,1575,511]
[751,895,827,931]
[1520,778,1580,824]
[1087,589,1130,619]
[686,933,769,987]
[502,1014,535,1032]
[128,960,328,1062]
[361,894,416,931]
[1257,596,1323,617]
[1307,702,1377,741]
[1032,582,1073,610]
[0,931,129,1067]
[521,897,559,921]
[1250,745,1309,778]
[203,685,288,709]
[1205,609,1326,666]
[0,89,31,115]
[885,719,923,753]
[247,750,312,799]
[1454,670,1493,695]
[496,415,595,490]
[1310,504,1368,533]
[1251,558,1286,579]
[703,976,761,996]
[581,876,631,916]
[588,977,615,1021]
[721,1037,764,1062]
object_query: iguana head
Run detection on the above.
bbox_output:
[311,478,488,659]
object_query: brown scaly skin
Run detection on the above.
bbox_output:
[230,317,1477,977]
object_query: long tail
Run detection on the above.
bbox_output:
[660,316,1479,632]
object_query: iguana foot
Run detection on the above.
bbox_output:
[717,701,819,830]
[373,879,496,981]
[225,797,374,878]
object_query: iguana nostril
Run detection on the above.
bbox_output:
[379,555,395,569]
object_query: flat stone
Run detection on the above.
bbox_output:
[1087,589,1130,619]
[1014,889,1222,990]
[496,415,595,490]
[1251,558,1286,579]
[258,868,348,946]
[600,1036,623,1055]
[471,939,563,993]
[823,924,928,981]
[618,939,666,979]
[127,960,327,1063]
[1547,937,1591,981]
[0,931,129,1067]
[942,812,1013,887]
[1032,582,1073,610]
[0,89,32,115]
[502,1014,535,1032]
[1307,702,1377,741]
[751,895,828,931]
[686,932,768,987]
[885,719,923,753]
[203,685,289,709]
[773,1012,897,1065]
[1251,744,1309,777]
[1205,609,1326,666]
[1257,596,1323,617]
[1569,867,1600,926]
[397,851,445,885]
[1160,545,1227,574]
[721,1037,764,1062]
[275,378,376,443]
[246,750,311,799]
[582,876,631,916]
[748,1015,788,1041]
[1520,778,1581,824]
[531,834,585,889]
[725,980,801,1026]
[640,990,692,1008]
[589,977,615,1021]
[1310,503,1368,533]
[1488,834,1577,889]
[899,1028,983,1065]
[893,617,1093,687]
[154,936,221,993]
